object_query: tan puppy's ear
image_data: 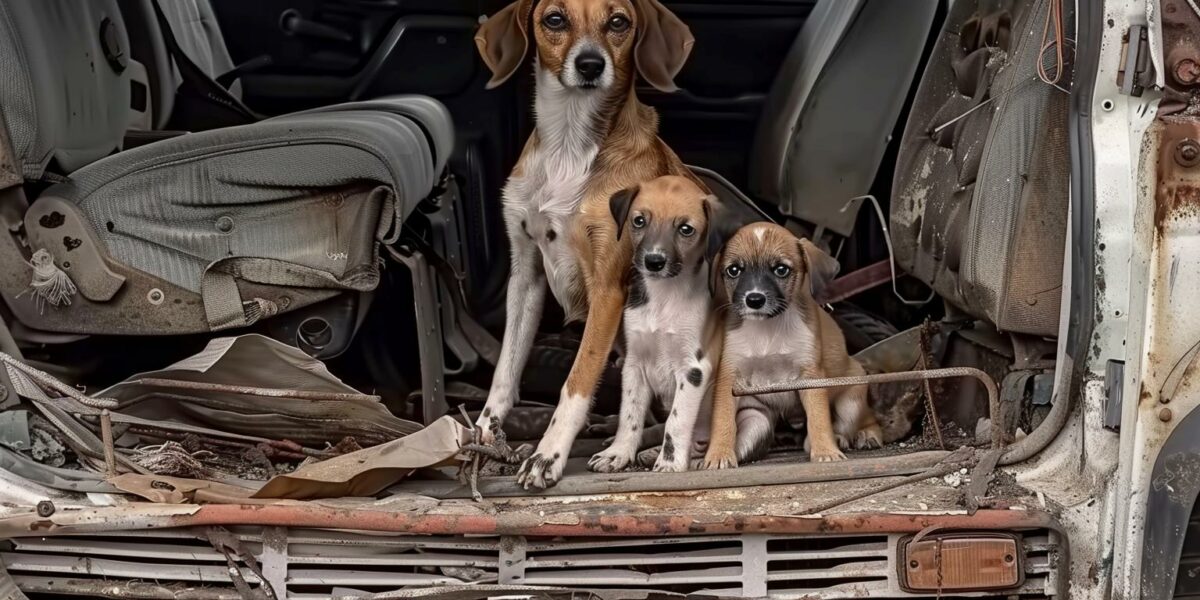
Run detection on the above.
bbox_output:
[609,186,640,240]
[475,0,534,89]
[798,238,840,300]
[633,0,695,93]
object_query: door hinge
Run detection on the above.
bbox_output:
[1118,24,1154,96]
[1104,359,1124,431]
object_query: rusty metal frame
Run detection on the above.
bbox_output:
[0,502,1063,541]
[734,366,1004,446]
[0,500,1069,597]
[0,504,1069,598]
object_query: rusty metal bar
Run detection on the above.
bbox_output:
[0,502,1062,540]
[816,259,891,305]
[733,366,1004,447]
[125,378,377,402]
[100,409,117,478]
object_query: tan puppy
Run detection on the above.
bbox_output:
[474,0,699,488]
[703,223,883,468]
[589,176,722,473]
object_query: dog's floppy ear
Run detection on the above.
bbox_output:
[798,238,840,300]
[633,0,695,93]
[609,186,640,240]
[704,196,761,266]
[704,195,759,299]
[475,0,534,89]
[708,247,726,300]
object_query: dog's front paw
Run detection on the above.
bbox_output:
[473,413,500,445]
[855,425,884,450]
[809,445,847,462]
[702,446,738,470]
[652,454,688,473]
[588,447,636,473]
[517,451,565,489]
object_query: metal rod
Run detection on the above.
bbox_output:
[125,378,377,402]
[100,409,117,478]
[732,366,1005,447]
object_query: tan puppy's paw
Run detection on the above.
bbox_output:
[702,446,739,469]
[855,425,884,450]
[809,444,847,462]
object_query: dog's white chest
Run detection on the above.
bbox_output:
[726,313,816,412]
[624,277,711,397]
[501,74,605,322]
[504,146,594,321]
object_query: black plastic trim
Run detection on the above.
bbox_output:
[1142,404,1200,599]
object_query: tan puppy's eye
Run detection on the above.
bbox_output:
[543,12,568,30]
[678,223,695,237]
[608,14,631,32]
[725,264,742,278]
[632,215,647,228]
[773,264,791,278]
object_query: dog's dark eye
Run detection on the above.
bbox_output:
[678,223,695,237]
[543,12,568,30]
[632,215,647,228]
[608,14,631,33]
[773,264,792,278]
[725,264,742,278]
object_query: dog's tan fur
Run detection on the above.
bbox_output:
[476,0,699,488]
[703,223,883,468]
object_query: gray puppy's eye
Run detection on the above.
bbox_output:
[725,264,742,278]
[773,264,791,278]
[678,223,695,237]
[632,215,647,228]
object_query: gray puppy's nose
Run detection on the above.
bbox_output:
[643,253,667,272]
[744,292,767,309]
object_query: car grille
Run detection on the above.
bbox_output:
[2,527,1060,599]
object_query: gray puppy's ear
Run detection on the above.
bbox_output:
[798,237,840,300]
[609,186,640,240]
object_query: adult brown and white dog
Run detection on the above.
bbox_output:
[474,0,697,488]
[703,223,884,468]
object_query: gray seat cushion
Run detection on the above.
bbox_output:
[49,103,445,296]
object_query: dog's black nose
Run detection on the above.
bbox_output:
[575,53,606,81]
[744,292,767,310]
[643,253,667,272]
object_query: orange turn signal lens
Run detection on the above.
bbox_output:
[898,533,1023,593]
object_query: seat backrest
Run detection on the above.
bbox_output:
[749,0,938,236]
[0,0,136,177]
[890,0,1071,336]
[118,0,241,130]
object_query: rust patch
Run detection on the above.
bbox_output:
[1155,121,1200,229]
[1162,0,1200,115]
